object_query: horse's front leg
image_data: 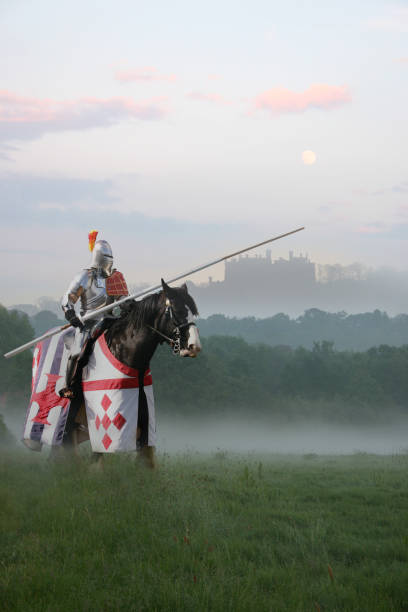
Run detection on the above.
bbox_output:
[138,445,157,469]
[89,451,104,472]
[136,425,156,469]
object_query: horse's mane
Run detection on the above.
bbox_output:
[109,286,198,335]
[179,287,199,317]
[109,292,161,335]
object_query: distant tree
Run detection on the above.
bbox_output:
[30,310,65,336]
[0,305,33,393]
[36,296,61,316]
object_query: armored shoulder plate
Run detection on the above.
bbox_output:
[106,270,128,297]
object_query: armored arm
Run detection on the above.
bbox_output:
[61,270,90,311]
[61,270,90,327]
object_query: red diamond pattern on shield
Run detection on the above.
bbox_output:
[113,412,126,430]
[94,389,130,451]
[102,433,112,450]
[101,394,112,411]
[102,413,111,430]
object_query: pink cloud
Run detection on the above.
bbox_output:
[0,90,167,142]
[186,91,230,105]
[355,223,386,235]
[252,83,351,115]
[114,66,176,83]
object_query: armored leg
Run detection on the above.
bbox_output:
[66,353,79,389]
[60,319,114,399]
[60,327,88,399]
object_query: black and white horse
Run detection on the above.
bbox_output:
[63,279,201,466]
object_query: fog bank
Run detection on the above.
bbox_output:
[157,418,408,455]
[3,410,408,456]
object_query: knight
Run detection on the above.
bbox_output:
[60,230,128,398]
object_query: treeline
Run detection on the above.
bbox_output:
[1,305,408,424]
[196,309,408,351]
[152,337,408,422]
[0,305,33,395]
[10,306,408,351]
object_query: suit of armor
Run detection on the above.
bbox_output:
[60,239,128,396]
[62,268,114,318]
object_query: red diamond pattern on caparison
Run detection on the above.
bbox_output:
[113,412,126,430]
[102,434,112,450]
[102,414,111,430]
[101,394,112,412]
[95,415,101,430]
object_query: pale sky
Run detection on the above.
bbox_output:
[1,0,407,305]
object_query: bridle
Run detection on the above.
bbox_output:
[147,298,196,355]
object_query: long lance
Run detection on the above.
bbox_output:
[4,226,304,359]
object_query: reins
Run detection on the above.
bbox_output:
[146,325,174,346]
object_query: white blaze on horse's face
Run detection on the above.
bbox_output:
[180,311,201,358]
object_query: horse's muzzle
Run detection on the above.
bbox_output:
[180,325,202,358]
[180,345,201,358]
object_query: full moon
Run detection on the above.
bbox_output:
[302,150,317,165]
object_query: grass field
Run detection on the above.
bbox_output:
[1,450,408,611]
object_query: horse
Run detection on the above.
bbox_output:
[60,279,201,467]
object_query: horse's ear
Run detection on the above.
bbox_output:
[181,283,188,293]
[161,278,171,295]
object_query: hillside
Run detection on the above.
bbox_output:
[196,309,408,351]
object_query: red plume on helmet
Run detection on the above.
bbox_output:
[88,230,98,252]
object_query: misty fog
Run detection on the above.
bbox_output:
[3,409,408,456]
[156,418,408,455]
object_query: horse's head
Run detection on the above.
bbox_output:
[158,279,201,358]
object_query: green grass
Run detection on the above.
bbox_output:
[1,450,408,611]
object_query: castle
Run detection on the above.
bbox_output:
[190,249,407,318]
[210,250,316,290]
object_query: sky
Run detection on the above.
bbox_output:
[0,0,407,305]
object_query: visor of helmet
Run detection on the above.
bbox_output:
[91,240,114,277]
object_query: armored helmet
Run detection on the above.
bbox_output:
[91,239,113,277]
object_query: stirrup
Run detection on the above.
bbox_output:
[59,387,75,399]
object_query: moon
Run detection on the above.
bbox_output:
[302,150,317,165]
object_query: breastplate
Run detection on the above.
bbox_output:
[80,271,109,316]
